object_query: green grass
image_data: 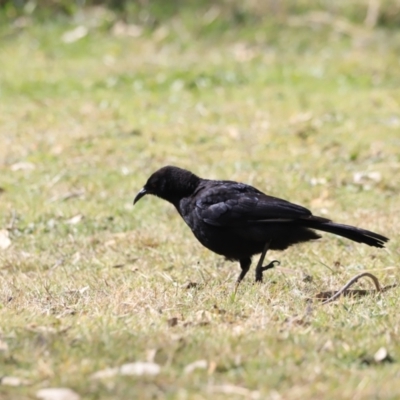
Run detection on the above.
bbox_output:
[1,5,400,399]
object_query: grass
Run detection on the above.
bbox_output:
[1,4,400,399]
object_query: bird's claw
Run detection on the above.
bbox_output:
[262,260,280,271]
[255,260,280,283]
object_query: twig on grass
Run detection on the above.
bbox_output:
[317,272,397,305]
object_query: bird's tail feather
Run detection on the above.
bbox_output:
[308,221,389,248]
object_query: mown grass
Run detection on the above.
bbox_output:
[1,4,400,399]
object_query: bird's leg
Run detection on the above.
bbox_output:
[234,257,251,293]
[255,240,280,283]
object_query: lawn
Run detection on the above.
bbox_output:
[1,2,400,399]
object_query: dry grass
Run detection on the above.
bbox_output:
[1,5,400,399]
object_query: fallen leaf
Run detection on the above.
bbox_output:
[0,229,11,250]
[321,340,334,352]
[36,388,80,400]
[0,339,9,352]
[353,171,381,184]
[120,362,160,376]
[309,177,327,186]
[61,26,88,43]
[121,166,130,175]
[227,126,240,139]
[374,347,393,363]
[289,112,313,124]
[167,317,178,327]
[79,286,89,294]
[66,252,80,266]
[90,367,119,380]
[1,376,29,386]
[10,161,35,171]
[65,214,84,225]
[184,359,208,374]
[91,362,161,380]
[195,310,212,325]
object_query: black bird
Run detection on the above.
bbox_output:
[134,166,389,284]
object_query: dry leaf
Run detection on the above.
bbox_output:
[353,171,381,184]
[0,229,11,250]
[353,171,382,191]
[1,376,29,386]
[65,214,84,225]
[195,310,212,322]
[374,347,393,363]
[309,177,327,186]
[0,339,9,352]
[36,388,80,400]
[120,166,130,175]
[227,126,240,139]
[61,26,88,43]
[289,112,313,125]
[184,359,208,374]
[90,367,119,380]
[91,362,160,379]
[167,317,178,327]
[119,362,160,376]
[10,161,35,171]
[321,340,334,352]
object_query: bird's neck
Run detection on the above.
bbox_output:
[167,173,201,205]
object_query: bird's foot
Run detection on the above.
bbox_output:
[255,260,280,283]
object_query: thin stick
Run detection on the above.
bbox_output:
[321,272,395,305]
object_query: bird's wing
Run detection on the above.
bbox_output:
[195,182,313,227]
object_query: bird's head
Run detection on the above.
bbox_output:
[134,166,200,206]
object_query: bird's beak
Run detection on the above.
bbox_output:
[133,187,147,204]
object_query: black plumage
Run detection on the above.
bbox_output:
[134,166,389,284]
